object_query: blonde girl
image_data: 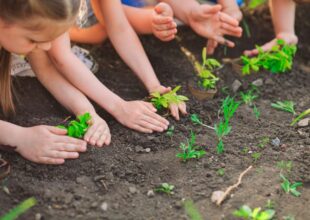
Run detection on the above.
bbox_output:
[0,0,111,165]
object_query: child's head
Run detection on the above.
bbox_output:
[0,0,81,116]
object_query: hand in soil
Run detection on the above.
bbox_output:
[15,126,87,164]
[152,2,177,42]
[187,4,242,54]
[84,113,111,147]
[114,101,169,133]
[244,32,298,56]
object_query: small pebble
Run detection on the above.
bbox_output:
[211,190,225,203]
[271,137,281,147]
[129,186,137,194]
[147,190,155,197]
[35,213,42,220]
[252,78,263,87]
[100,202,108,212]
[297,118,310,127]
[145,148,151,153]
[232,80,242,93]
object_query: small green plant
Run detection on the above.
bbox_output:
[190,114,214,130]
[258,137,270,148]
[240,86,260,119]
[283,215,295,220]
[265,200,275,209]
[183,200,203,220]
[58,112,91,138]
[196,47,221,90]
[280,174,302,197]
[166,125,175,137]
[241,39,297,75]
[241,147,250,154]
[154,183,175,195]
[1,197,37,220]
[277,161,293,173]
[247,0,267,9]
[215,96,240,154]
[233,205,275,220]
[217,168,225,176]
[291,108,310,126]
[151,86,188,110]
[251,152,262,162]
[176,132,206,162]
[271,101,296,115]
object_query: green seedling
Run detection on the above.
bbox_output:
[1,197,37,220]
[247,0,267,9]
[217,168,225,176]
[221,96,241,122]
[166,125,175,137]
[176,132,206,162]
[283,215,295,220]
[151,86,188,110]
[240,86,260,119]
[196,47,221,90]
[277,161,293,173]
[258,137,270,148]
[291,108,310,126]
[241,39,297,75]
[233,205,275,220]
[251,152,262,162]
[280,174,302,197]
[57,112,91,138]
[183,199,203,220]
[271,101,296,115]
[190,114,214,130]
[265,200,275,209]
[241,147,250,154]
[154,183,175,195]
[253,105,261,119]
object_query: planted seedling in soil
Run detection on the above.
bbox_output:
[291,108,310,126]
[240,86,260,119]
[154,183,175,195]
[241,39,297,75]
[283,215,295,220]
[190,114,214,130]
[217,168,225,177]
[233,205,275,220]
[151,86,188,111]
[271,101,296,115]
[277,161,293,174]
[166,125,175,138]
[265,199,275,209]
[176,131,206,162]
[258,137,270,148]
[280,174,302,197]
[57,112,91,138]
[183,199,203,220]
[188,47,221,100]
[251,152,262,162]
[1,197,37,220]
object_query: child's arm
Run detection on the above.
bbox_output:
[28,49,111,147]
[48,33,170,132]
[244,0,297,56]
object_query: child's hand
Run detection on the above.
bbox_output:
[152,2,177,42]
[187,4,242,54]
[150,85,187,121]
[244,32,298,56]
[84,113,111,147]
[114,100,169,133]
[15,126,87,165]
[220,0,243,22]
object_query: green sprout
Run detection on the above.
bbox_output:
[241,39,297,75]
[247,0,267,9]
[251,152,262,162]
[240,86,260,119]
[183,199,203,220]
[280,174,302,197]
[57,112,91,138]
[271,101,296,115]
[265,200,275,209]
[190,114,214,130]
[291,108,310,126]
[166,125,175,137]
[1,197,37,220]
[151,86,188,110]
[217,168,225,177]
[176,132,206,162]
[154,183,175,195]
[233,205,275,220]
[258,137,270,148]
[196,47,221,90]
[277,161,293,174]
[283,215,295,220]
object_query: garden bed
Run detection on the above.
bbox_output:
[0,6,310,220]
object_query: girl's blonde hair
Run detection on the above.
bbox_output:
[0,0,81,116]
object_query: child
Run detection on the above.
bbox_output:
[69,0,243,54]
[244,0,299,56]
[0,0,110,164]
[48,0,186,129]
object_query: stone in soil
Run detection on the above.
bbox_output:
[297,118,310,127]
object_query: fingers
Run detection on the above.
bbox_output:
[154,2,173,17]
[207,39,218,55]
[213,35,235,48]
[55,135,87,152]
[50,151,79,159]
[219,11,239,26]
[48,126,67,135]
[244,39,277,56]
[221,23,242,37]
[144,102,157,112]
[169,104,180,121]
[143,103,169,127]
[39,157,65,165]
[133,124,153,133]
[179,102,187,115]
[55,143,87,152]
[199,4,222,19]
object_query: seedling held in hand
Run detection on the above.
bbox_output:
[280,174,302,197]
[154,183,175,195]
[176,131,206,162]
[58,112,91,138]
[191,114,214,130]
[151,86,188,110]
[271,101,296,115]
[233,205,275,220]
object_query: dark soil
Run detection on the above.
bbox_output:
[1,6,310,220]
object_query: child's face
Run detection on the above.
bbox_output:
[0,19,70,55]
